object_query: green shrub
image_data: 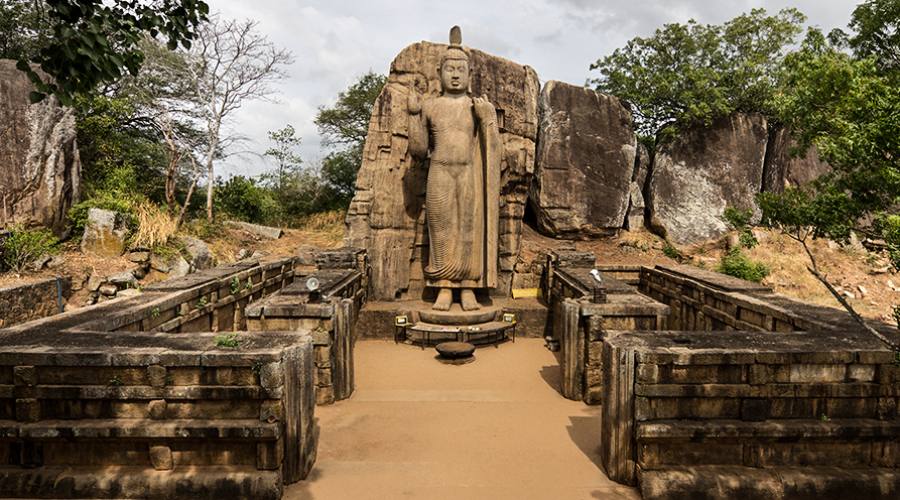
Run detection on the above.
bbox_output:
[68,192,139,235]
[723,206,758,249]
[718,248,770,283]
[214,176,280,224]
[662,242,683,261]
[1,225,60,273]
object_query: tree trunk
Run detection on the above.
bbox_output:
[177,157,201,228]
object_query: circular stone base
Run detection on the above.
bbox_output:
[435,341,476,360]
[436,355,476,365]
[419,304,500,325]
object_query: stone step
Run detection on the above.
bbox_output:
[0,384,279,400]
[405,321,516,347]
[0,465,281,499]
[639,465,900,500]
[0,418,280,440]
[636,419,899,469]
[638,418,900,441]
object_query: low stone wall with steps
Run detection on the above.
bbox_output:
[246,268,365,405]
[0,330,316,499]
[601,330,899,499]
[0,252,366,498]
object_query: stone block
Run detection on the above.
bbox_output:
[316,385,334,406]
[636,364,659,384]
[147,365,167,388]
[741,399,770,421]
[15,398,40,422]
[149,445,174,470]
[257,442,283,470]
[258,362,283,389]
[789,364,846,383]
[260,400,283,424]
[847,364,876,382]
[13,366,36,386]
[148,399,167,420]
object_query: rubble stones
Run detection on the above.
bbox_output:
[182,236,212,270]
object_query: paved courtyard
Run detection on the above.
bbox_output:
[285,338,640,499]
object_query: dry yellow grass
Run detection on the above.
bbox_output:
[132,202,179,249]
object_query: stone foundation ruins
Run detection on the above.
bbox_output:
[0,251,365,498]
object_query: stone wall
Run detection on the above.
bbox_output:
[601,330,899,499]
[246,267,366,405]
[0,252,367,498]
[0,276,70,328]
[0,330,316,499]
[0,60,81,234]
[545,252,669,403]
[346,41,539,300]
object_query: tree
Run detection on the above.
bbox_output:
[759,26,900,346]
[589,8,805,139]
[315,71,386,206]
[186,14,293,221]
[264,124,303,192]
[11,0,209,105]
[847,0,900,72]
[0,0,49,60]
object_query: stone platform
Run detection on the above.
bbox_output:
[356,298,548,340]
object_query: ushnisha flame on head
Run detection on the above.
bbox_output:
[441,25,470,66]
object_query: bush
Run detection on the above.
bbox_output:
[662,242,683,261]
[1,225,60,273]
[723,206,758,249]
[214,176,281,224]
[718,248,770,283]
[68,192,140,235]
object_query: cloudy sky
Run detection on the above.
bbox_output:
[214,0,859,178]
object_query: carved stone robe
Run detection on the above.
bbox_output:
[409,94,500,289]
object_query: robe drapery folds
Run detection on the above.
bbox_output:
[410,95,500,290]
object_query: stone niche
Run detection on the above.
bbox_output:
[530,80,636,237]
[647,113,768,245]
[346,41,539,301]
[0,60,81,234]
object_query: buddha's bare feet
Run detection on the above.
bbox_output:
[433,288,452,311]
[460,289,480,311]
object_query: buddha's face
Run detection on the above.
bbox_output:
[440,58,469,94]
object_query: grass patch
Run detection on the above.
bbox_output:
[718,248,770,283]
[214,333,241,349]
[132,201,179,249]
[1,224,60,273]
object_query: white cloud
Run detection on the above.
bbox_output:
[213,0,859,178]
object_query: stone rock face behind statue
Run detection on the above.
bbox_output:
[530,81,636,237]
[762,127,832,194]
[0,60,81,234]
[346,41,539,301]
[647,113,768,245]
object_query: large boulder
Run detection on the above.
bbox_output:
[81,208,128,258]
[762,127,831,193]
[530,81,636,237]
[648,113,768,245]
[0,60,81,234]
[346,40,539,300]
[625,142,651,230]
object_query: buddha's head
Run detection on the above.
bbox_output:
[440,26,470,95]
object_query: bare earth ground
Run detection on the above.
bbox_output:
[285,339,639,500]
